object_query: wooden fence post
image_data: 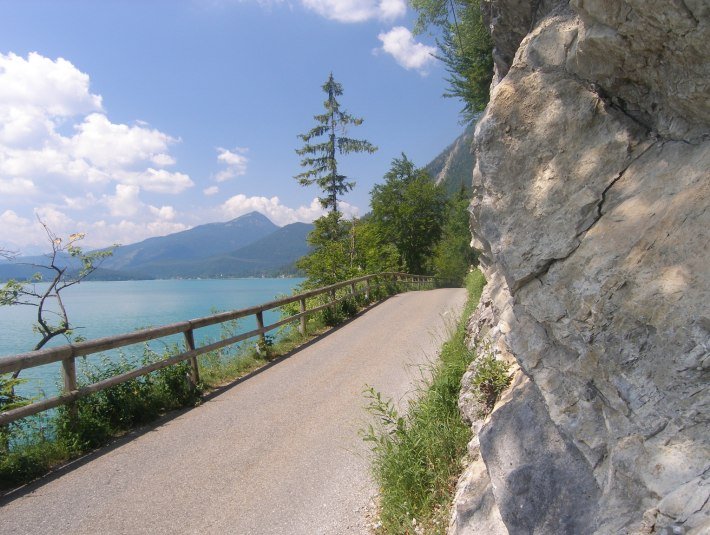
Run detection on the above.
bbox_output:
[183,329,200,387]
[256,311,266,344]
[365,279,371,301]
[62,356,78,424]
[299,298,307,336]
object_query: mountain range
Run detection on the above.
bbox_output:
[425,118,478,196]
[1,126,476,282]
[0,212,313,281]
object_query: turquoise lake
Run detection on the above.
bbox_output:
[0,278,304,398]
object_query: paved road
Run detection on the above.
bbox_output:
[1,288,466,535]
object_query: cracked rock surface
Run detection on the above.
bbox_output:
[452,1,709,534]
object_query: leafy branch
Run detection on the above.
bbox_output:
[0,220,116,359]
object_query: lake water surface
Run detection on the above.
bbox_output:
[0,278,304,398]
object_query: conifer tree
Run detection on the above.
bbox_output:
[295,73,377,213]
[411,0,493,120]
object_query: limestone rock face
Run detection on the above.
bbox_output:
[453,2,709,534]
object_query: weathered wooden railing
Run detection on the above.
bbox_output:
[0,272,433,425]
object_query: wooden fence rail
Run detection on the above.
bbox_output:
[0,272,433,425]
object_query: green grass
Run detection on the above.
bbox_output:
[363,269,486,534]
[1,348,202,488]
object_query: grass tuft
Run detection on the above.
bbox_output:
[363,269,486,534]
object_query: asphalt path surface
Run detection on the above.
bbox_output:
[1,288,466,535]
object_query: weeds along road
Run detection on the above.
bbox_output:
[0,288,467,535]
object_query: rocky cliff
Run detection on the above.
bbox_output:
[452,2,709,534]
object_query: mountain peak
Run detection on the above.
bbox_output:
[228,211,277,227]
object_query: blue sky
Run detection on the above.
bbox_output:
[1,0,463,253]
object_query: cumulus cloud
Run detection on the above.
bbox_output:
[0,209,32,229]
[0,177,36,195]
[0,52,194,251]
[104,183,185,223]
[119,168,194,194]
[203,186,219,196]
[0,209,53,253]
[104,184,141,218]
[378,0,407,20]
[149,205,177,221]
[215,147,249,182]
[220,194,359,226]
[301,0,405,22]
[35,206,74,236]
[0,52,102,118]
[61,193,98,210]
[0,53,189,191]
[377,26,437,74]
[71,113,177,169]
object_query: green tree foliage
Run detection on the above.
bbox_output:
[297,213,401,288]
[433,188,478,285]
[370,154,447,274]
[296,212,354,287]
[411,0,494,120]
[295,73,377,213]
[351,217,401,275]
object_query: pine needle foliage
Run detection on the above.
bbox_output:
[411,0,494,121]
[295,73,377,213]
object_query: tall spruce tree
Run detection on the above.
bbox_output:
[295,73,377,213]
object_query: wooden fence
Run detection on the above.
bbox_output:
[0,272,433,425]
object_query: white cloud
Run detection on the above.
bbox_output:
[0,52,194,251]
[119,168,194,194]
[203,186,219,196]
[220,195,359,226]
[377,26,437,74]
[71,113,177,170]
[34,206,74,236]
[0,177,36,195]
[149,205,177,221]
[333,199,359,219]
[151,153,176,166]
[105,186,179,222]
[0,52,102,118]
[0,106,55,148]
[0,209,31,228]
[104,184,141,218]
[215,147,249,182]
[301,0,405,22]
[377,0,406,20]
[0,210,42,252]
[61,193,98,210]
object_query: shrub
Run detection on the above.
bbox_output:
[471,354,511,415]
[255,334,275,359]
[57,347,200,450]
[1,374,30,453]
